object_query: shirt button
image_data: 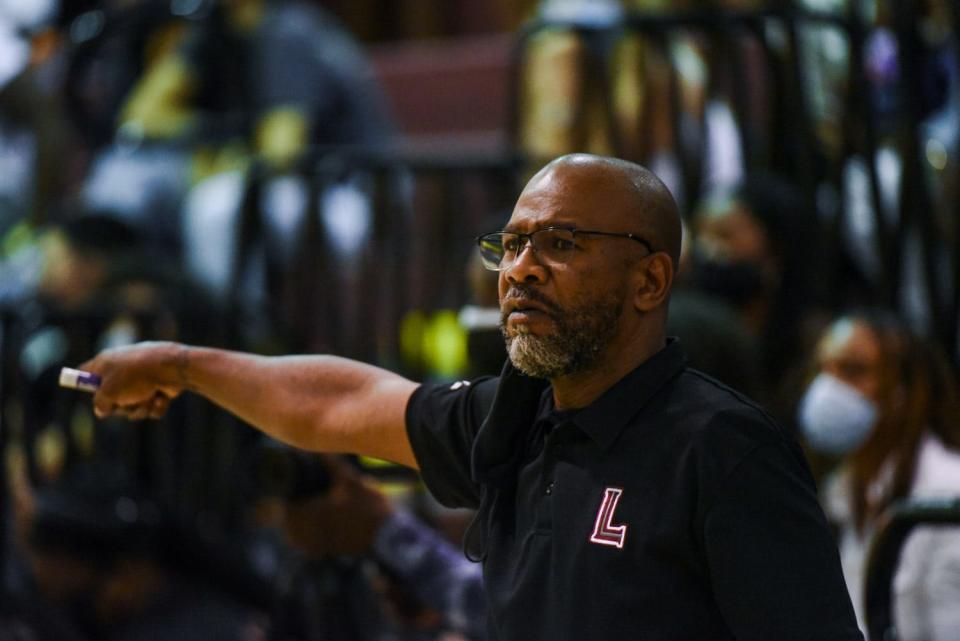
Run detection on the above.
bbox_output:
[545,482,555,495]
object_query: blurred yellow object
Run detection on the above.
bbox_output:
[70,406,96,459]
[400,309,470,379]
[518,27,656,166]
[520,29,597,162]
[35,423,67,483]
[423,310,469,379]
[255,106,309,169]
[1,220,37,258]
[118,56,198,140]
[400,309,428,372]
[190,141,250,185]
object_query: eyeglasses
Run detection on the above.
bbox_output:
[476,226,653,271]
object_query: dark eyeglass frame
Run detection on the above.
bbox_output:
[476,226,653,271]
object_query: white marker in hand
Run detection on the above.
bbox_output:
[59,367,102,393]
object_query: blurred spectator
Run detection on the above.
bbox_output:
[6,463,266,641]
[37,213,144,312]
[665,289,761,398]
[280,454,485,640]
[685,172,823,409]
[80,0,394,283]
[797,310,960,638]
[118,0,391,163]
[132,0,398,346]
[0,212,206,493]
[0,0,74,231]
[0,210,199,318]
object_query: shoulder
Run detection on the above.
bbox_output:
[664,368,788,450]
[262,3,363,57]
[911,433,960,497]
[262,2,329,32]
[404,376,501,509]
[407,376,500,432]
[647,368,810,499]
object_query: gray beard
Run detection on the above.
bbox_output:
[501,294,623,379]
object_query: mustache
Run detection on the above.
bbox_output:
[501,286,561,316]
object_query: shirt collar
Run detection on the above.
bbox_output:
[568,338,687,451]
[471,360,550,489]
[471,339,687,488]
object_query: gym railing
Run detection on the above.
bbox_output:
[508,2,960,365]
[863,497,960,641]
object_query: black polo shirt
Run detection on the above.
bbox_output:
[405,340,863,641]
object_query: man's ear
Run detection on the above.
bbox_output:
[633,253,674,312]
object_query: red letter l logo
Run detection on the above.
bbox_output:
[589,487,628,549]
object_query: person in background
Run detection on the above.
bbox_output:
[665,288,761,398]
[798,310,960,639]
[0,0,74,231]
[8,467,266,641]
[118,0,391,171]
[687,171,822,415]
[280,454,485,641]
[0,209,198,318]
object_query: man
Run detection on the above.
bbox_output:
[80,154,863,640]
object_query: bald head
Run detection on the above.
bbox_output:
[501,154,680,397]
[525,154,682,269]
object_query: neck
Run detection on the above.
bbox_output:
[550,328,666,410]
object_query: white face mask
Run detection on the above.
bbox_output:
[0,0,57,31]
[798,372,879,455]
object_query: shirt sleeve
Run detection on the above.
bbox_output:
[703,438,865,641]
[405,377,499,509]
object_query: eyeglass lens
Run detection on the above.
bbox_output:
[478,229,576,271]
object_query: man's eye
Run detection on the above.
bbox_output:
[503,237,520,252]
[551,237,575,251]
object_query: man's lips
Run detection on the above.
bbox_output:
[508,309,551,324]
[504,299,551,315]
[501,295,557,328]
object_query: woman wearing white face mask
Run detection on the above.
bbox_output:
[797,311,960,641]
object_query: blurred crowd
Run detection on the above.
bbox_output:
[0,0,959,640]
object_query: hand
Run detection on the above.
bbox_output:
[282,455,394,559]
[78,341,187,421]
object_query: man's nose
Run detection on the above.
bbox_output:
[504,241,547,285]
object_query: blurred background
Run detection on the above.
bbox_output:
[1,0,959,639]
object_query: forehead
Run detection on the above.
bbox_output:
[817,319,881,365]
[696,203,770,258]
[506,162,639,231]
[697,202,763,236]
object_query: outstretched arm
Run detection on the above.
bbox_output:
[79,342,420,468]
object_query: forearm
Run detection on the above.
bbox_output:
[183,347,418,465]
[82,342,419,468]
